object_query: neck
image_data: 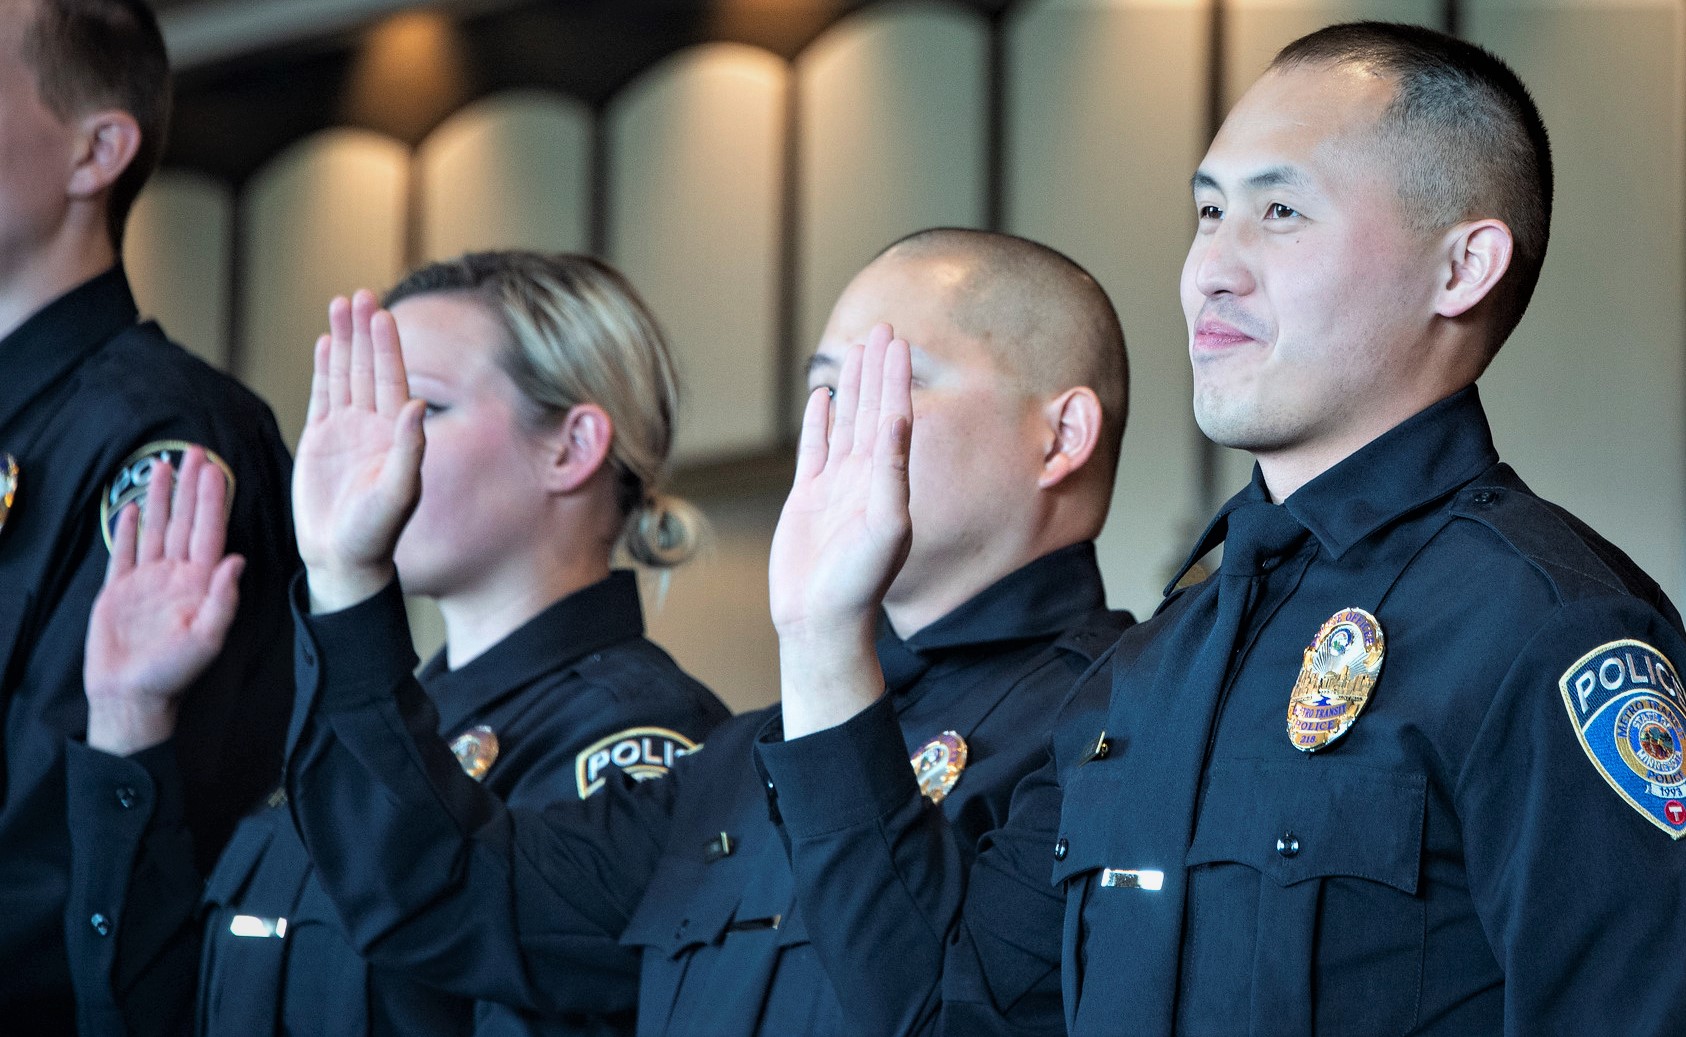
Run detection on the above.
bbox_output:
[435,553,612,669]
[0,224,116,343]
[885,527,1081,637]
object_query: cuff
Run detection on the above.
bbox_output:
[65,736,186,831]
[755,695,921,837]
[288,572,418,749]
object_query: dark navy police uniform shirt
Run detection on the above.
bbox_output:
[0,268,296,1031]
[66,572,727,1037]
[283,542,1129,1036]
[762,387,1686,1037]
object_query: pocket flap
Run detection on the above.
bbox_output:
[1185,760,1425,893]
[618,865,738,958]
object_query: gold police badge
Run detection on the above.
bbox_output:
[911,731,968,804]
[99,441,236,551]
[1287,608,1384,752]
[450,725,499,781]
[0,453,17,539]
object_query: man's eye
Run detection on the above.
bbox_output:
[1197,204,1223,220]
[1264,202,1300,219]
[422,401,446,418]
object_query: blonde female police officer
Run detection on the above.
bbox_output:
[65,251,728,1036]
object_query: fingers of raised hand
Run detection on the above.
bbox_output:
[349,289,379,410]
[137,459,173,564]
[370,308,409,415]
[105,501,140,583]
[306,334,332,426]
[794,383,832,482]
[188,453,230,565]
[163,449,203,561]
[852,324,893,456]
[328,295,353,407]
[828,343,865,468]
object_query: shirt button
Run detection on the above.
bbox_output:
[1276,831,1301,858]
[115,786,137,810]
[1472,490,1498,507]
[90,913,111,937]
[1054,838,1069,861]
[673,919,689,940]
[1259,556,1280,572]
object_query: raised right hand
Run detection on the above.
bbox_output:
[292,289,426,613]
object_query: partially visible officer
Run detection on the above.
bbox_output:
[66,251,731,1036]
[757,21,1686,1036]
[0,0,296,1028]
[273,228,1133,1034]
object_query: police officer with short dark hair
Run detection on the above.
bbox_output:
[276,228,1133,1034]
[758,22,1686,1036]
[0,0,297,1030]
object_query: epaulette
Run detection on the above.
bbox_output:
[1450,464,1670,613]
[1054,608,1134,663]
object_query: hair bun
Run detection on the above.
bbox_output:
[624,492,706,569]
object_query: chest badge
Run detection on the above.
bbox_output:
[1559,639,1686,839]
[0,453,17,539]
[1287,607,1385,752]
[450,725,499,781]
[912,731,968,804]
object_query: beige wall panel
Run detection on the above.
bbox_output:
[796,2,988,393]
[607,43,785,464]
[239,129,408,449]
[1007,0,1210,616]
[644,489,783,713]
[1212,0,1443,494]
[417,91,592,261]
[1468,1,1686,600]
[125,170,234,369]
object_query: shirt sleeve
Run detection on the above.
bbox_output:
[63,738,200,1037]
[755,682,1094,1037]
[1456,595,1686,1034]
[284,576,680,1017]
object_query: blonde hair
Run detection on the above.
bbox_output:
[385,251,704,568]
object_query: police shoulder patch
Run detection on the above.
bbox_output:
[574,726,699,799]
[100,441,236,552]
[1558,639,1686,839]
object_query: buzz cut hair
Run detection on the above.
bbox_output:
[22,0,171,249]
[877,227,1130,476]
[1271,21,1553,357]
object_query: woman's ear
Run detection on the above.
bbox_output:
[540,403,614,494]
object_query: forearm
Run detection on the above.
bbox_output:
[64,739,202,1037]
[759,699,1063,1036]
[286,579,643,1015]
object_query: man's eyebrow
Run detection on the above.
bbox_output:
[1190,166,1312,193]
[805,354,838,377]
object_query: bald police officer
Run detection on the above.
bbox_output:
[759,21,1686,1036]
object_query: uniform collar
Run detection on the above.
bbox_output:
[878,540,1107,678]
[1169,386,1499,590]
[422,569,647,732]
[0,266,138,423]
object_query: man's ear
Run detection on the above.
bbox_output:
[540,403,614,494]
[1038,386,1103,490]
[66,110,141,199]
[1434,218,1514,320]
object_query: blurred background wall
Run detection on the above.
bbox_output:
[131,0,1686,712]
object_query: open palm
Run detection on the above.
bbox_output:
[292,290,425,611]
[770,324,913,638]
[85,448,244,754]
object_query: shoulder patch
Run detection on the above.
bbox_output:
[100,441,236,552]
[1559,639,1686,839]
[574,726,699,799]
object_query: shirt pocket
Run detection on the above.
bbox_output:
[1186,759,1427,1037]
